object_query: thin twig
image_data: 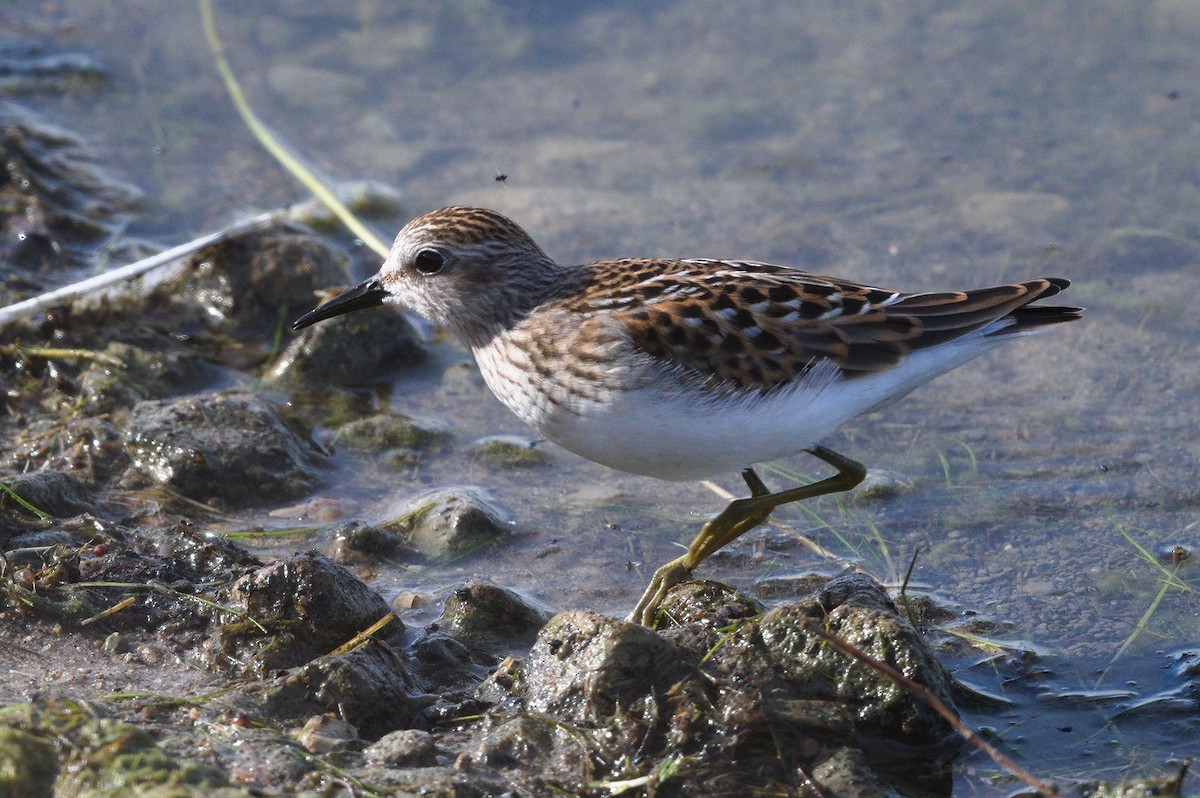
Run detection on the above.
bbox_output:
[328,611,398,656]
[797,616,1057,796]
[0,211,278,328]
[80,595,137,626]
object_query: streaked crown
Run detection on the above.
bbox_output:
[379,207,568,345]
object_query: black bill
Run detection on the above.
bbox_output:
[292,277,387,330]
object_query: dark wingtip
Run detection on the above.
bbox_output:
[1041,277,1072,297]
[1029,278,1082,321]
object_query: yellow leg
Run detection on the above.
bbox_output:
[629,446,866,625]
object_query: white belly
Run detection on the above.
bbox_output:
[537,364,854,480]
[475,325,1019,481]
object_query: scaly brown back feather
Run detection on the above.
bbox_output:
[565,259,1079,392]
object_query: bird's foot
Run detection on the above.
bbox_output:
[629,557,693,626]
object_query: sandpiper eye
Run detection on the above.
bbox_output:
[413,248,444,275]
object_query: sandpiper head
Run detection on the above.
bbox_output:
[293,206,560,344]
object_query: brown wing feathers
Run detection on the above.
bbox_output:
[604,261,1079,391]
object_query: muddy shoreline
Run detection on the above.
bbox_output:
[4,3,1200,794]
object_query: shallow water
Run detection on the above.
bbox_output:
[9,1,1200,792]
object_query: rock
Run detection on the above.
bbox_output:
[79,342,216,414]
[294,714,359,755]
[847,469,914,503]
[896,592,959,627]
[323,520,415,565]
[7,417,127,485]
[134,644,169,667]
[334,413,452,453]
[653,579,764,657]
[709,572,958,751]
[439,359,487,394]
[148,527,262,583]
[4,524,263,638]
[465,573,961,796]
[102,631,127,656]
[384,487,514,559]
[353,763,511,797]
[437,579,552,649]
[0,105,139,286]
[263,307,425,390]
[0,469,96,517]
[478,610,776,794]
[408,631,500,695]
[214,550,399,675]
[754,571,840,601]
[811,746,908,798]
[0,49,104,97]
[381,448,422,470]
[364,729,437,767]
[124,391,323,507]
[468,435,548,468]
[473,714,575,773]
[151,222,350,342]
[257,643,428,739]
[520,610,693,721]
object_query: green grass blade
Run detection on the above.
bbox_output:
[0,481,52,520]
[197,0,390,258]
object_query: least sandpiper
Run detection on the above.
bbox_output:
[294,206,1081,624]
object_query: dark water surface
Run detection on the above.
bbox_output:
[7,1,1199,792]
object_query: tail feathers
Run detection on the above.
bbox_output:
[986,301,1083,337]
[894,277,1081,341]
